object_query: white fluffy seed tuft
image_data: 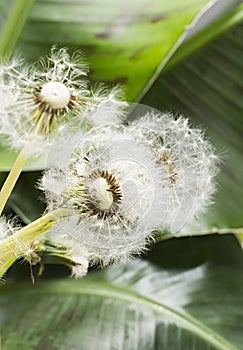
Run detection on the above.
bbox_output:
[40,82,70,109]
[128,112,220,231]
[40,113,220,267]
[89,177,114,211]
[0,47,125,157]
[41,123,167,266]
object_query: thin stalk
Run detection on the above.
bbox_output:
[0,148,27,215]
[0,0,35,57]
[0,209,65,277]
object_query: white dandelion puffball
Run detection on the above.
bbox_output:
[0,47,126,156]
[41,124,170,265]
[128,111,220,231]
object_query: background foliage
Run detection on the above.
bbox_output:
[0,0,243,349]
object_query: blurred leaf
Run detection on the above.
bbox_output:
[17,0,213,101]
[7,171,45,223]
[142,19,243,232]
[1,260,243,349]
[164,3,243,72]
[0,154,45,223]
[0,1,240,172]
[0,0,217,174]
[0,0,34,56]
[0,146,46,172]
[146,233,243,269]
[1,1,242,230]
[0,0,223,220]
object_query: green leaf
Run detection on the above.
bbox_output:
[0,0,35,56]
[142,18,243,233]
[17,0,212,101]
[7,171,45,223]
[0,146,46,172]
[1,1,242,229]
[0,1,239,172]
[0,0,223,219]
[1,260,243,349]
[164,3,243,72]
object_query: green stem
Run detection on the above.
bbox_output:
[0,0,35,56]
[0,210,63,277]
[0,148,27,215]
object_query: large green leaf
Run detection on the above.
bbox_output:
[17,0,211,101]
[0,1,240,172]
[7,171,46,223]
[142,17,243,233]
[163,2,243,73]
[1,260,243,349]
[1,1,242,230]
[0,0,210,172]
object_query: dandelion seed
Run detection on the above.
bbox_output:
[69,245,89,278]
[0,217,16,242]
[70,256,89,278]
[20,240,41,266]
[16,240,41,284]
[0,217,17,268]
[83,83,128,127]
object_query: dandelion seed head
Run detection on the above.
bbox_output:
[128,111,220,231]
[0,48,127,156]
[41,106,220,265]
[0,47,88,155]
[39,81,71,109]
[42,123,169,265]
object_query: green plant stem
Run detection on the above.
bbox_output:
[0,148,27,215]
[0,0,35,56]
[0,209,64,277]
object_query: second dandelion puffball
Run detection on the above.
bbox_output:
[41,123,168,266]
[40,110,219,272]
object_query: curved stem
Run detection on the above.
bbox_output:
[0,209,65,277]
[0,148,27,215]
